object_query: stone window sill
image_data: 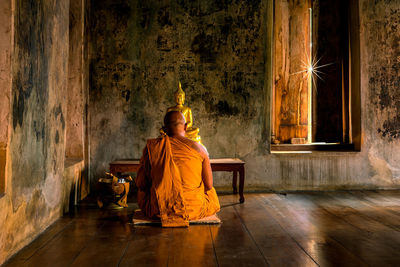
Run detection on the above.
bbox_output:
[271,143,358,153]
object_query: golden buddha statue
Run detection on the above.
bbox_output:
[166,82,203,145]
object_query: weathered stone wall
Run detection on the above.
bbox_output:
[0,1,398,262]
[66,0,85,159]
[359,0,400,186]
[88,0,400,190]
[63,159,85,213]
[0,0,70,264]
[0,0,12,194]
[240,0,400,190]
[66,0,90,200]
[88,0,268,188]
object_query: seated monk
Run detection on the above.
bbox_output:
[136,111,220,227]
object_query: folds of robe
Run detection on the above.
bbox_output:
[136,135,220,227]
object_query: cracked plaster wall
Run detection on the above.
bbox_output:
[361,0,400,186]
[0,0,397,263]
[0,0,70,264]
[89,0,268,189]
[88,0,400,191]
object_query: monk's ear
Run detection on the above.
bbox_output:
[184,123,187,131]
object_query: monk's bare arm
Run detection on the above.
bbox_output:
[178,136,213,191]
[202,156,213,191]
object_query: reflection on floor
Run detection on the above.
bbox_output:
[4,191,400,266]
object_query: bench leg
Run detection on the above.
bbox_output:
[239,167,245,203]
[232,171,238,194]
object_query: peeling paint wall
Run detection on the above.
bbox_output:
[63,159,85,213]
[89,0,267,188]
[249,0,400,190]
[88,0,400,190]
[0,0,12,195]
[365,1,400,141]
[360,0,400,186]
[66,0,90,200]
[66,0,85,159]
[0,0,398,263]
[0,0,70,264]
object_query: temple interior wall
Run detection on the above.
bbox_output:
[88,0,400,190]
[88,0,269,189]
[0,0,12,196]
[66,0,85,160]
[0,0,88,264]
[66,0,90,200]
[0,0,399,264]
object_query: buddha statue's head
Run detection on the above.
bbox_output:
[174,82,185,105]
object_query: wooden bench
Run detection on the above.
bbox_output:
[110,158,245,203]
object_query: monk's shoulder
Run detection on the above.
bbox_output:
[146,138,154,145]
[172,135,207,158]
[185,139,208,159]
[146,137,164,147]
[147,137,162,142]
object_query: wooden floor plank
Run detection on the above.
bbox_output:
[118,227,172,267]
[2,217,73,267]
[303,193,400,266]
[3,192,400,267]
[70,215,134,267]
[351,191,400,218]
[327,191,400,231]
[259,193,368,267]
[70,236,130,267]
[282,193,375,265]
[239,194,318,267]
[167,226,217,267]
[211,195,267,267]
[22,219,106,267]
[374,190,400,199]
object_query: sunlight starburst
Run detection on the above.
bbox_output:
[290,53,334,92]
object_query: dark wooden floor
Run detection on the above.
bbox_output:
[4,191,400,267]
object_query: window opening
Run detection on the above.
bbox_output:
[271,0,360,152]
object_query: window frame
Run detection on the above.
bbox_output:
[267,0,361,153]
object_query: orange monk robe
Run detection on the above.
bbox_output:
[136,135,220,227]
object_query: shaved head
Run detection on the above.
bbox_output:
[163,111,186,136]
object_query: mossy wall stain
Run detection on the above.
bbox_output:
[364,1,400,141]
[89,0,267,187]
[1,2,400,263]
[89,0,400,191]
[0,0,70,264]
